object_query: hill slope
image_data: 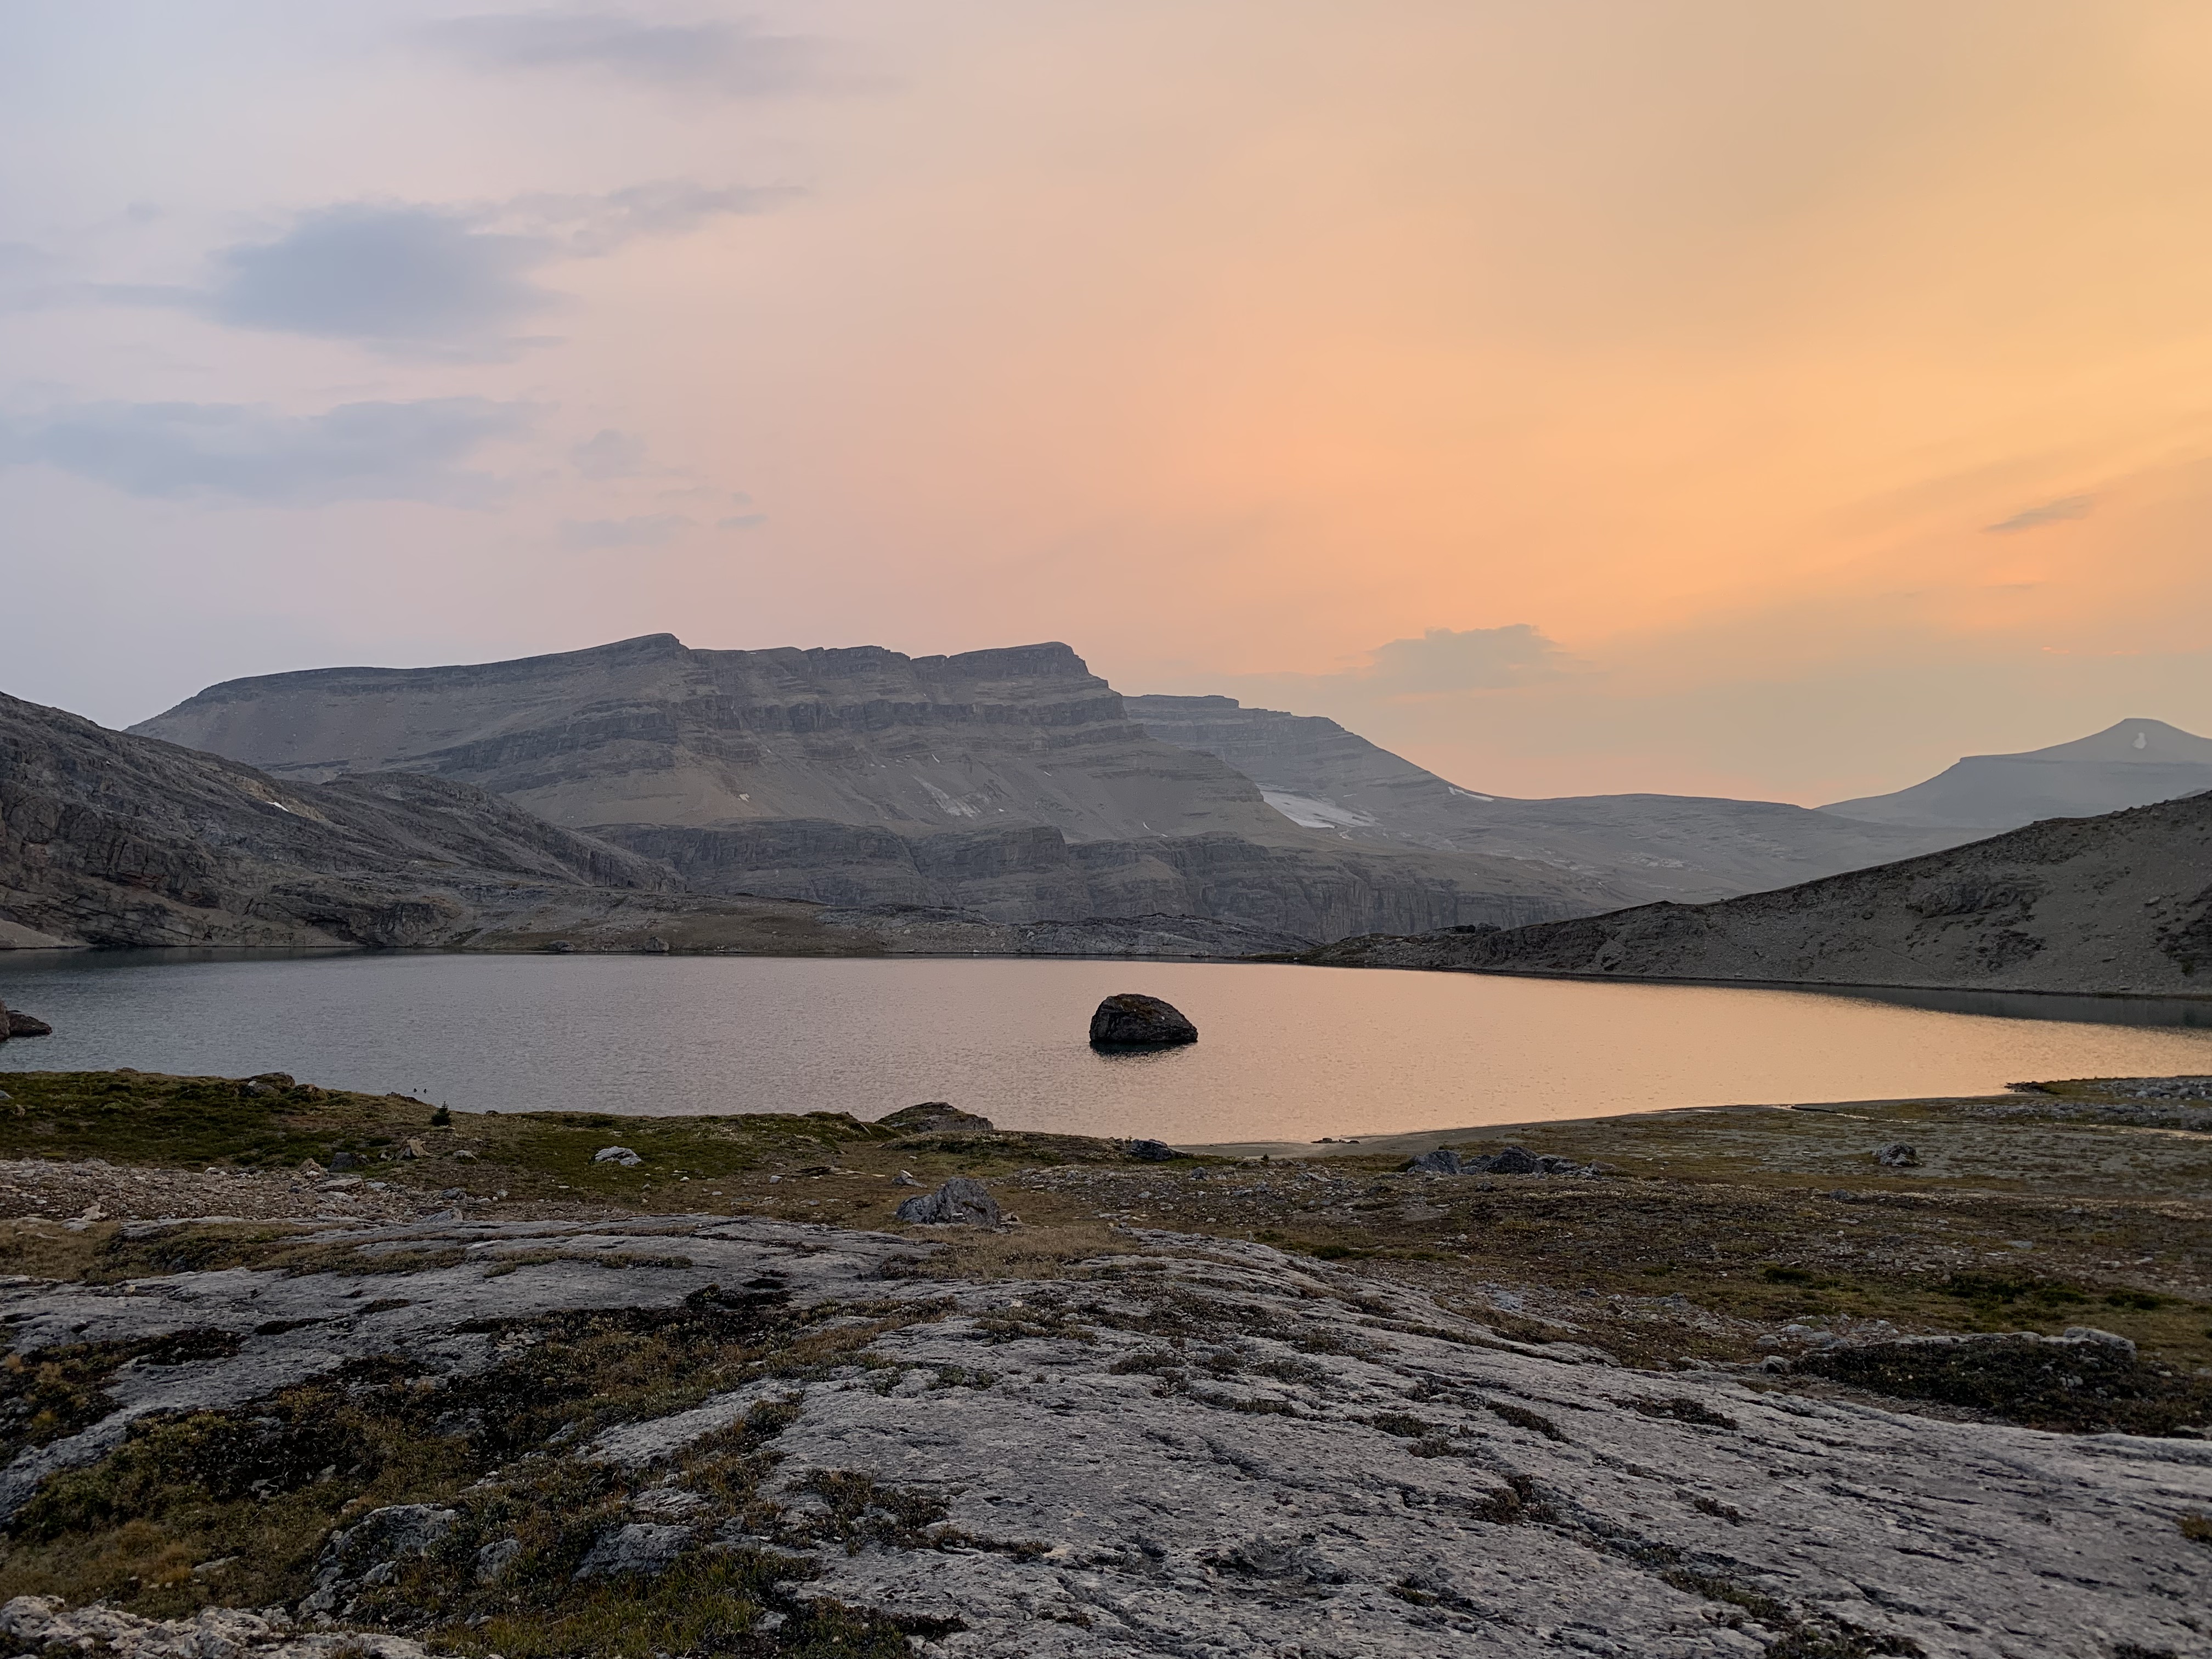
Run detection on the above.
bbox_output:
[131,637,1623,939]
[1127,693,1977,901]
[1821,717,2212,830]
[1308,792,2212,997]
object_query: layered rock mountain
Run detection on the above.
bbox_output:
[1126,694,1977,902]
[0,690,1310,957]
[1821,716,2212,831]
[133,636,1622,939]
[1310,790,2212,997]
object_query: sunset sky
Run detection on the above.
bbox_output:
[3,2,2208,804]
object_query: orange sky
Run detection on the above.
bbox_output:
[3,1,2208,802]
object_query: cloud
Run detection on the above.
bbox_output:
[424,11,825,97]
[0,397,533,505]
[558,513,692,549]
[1985,494,2094,534]
[129,183,786,357]
[205,205,552,353]
[1353,624,1570,695]
[572,428,647,479]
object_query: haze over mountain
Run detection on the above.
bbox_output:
[134,636,1620,941]
[1312,790,2212,998]
[1126,695,1978,903]
[1820,718,2212,831]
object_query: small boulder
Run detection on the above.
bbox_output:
[594,1147,644,1167]
[1406,1147,1462,1176]
[1089,993,1198,1048]
[1875,1143,1922,1169]
[1127,1138,1180,1162]
[640,936,671,954]
[574,1522,692,1579]
[328,1151,366,1171]
[1482,1146,1542,1176]
[3,1008,51,1038]
[544,940,575,953]
[894,1176,1003,1226]
[876,1101,996,1133]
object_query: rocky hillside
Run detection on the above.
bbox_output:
[1822,715,2212,831]
[1308,791,2212,996]
[131,637,1622,940]
[1128,694,1975,902]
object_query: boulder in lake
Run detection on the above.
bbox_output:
[894,1176,1002,1226]
[876,1102,996,1134]
[0,1003,50,1039]
[1089,993,1198,1048]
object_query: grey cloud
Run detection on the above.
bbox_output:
[207,205,553,352]
[1356,625,1568,695]
[1985,494,2094,534]
[572,428,648,479]
[0,397,533,506]
[717,512,766,530]
[168,183,781,356]
[558,513,692,549]
[426,11,823,97]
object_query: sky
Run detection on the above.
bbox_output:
[2,1,2209,805]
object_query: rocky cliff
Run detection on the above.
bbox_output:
[1821,716,2212,830]
[0,691,1323,958]
[1127,694,1977,902]
[1307,791,2212,997]
[132,637,1622,940]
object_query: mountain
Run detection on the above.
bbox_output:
[132,636,1623,941]
[1307,790,2212,997]
[0,690,1313,958]
[1820,718,2212,831]
[1126,694,1978,903]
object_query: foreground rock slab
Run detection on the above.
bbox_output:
[0,1215,2205,1656]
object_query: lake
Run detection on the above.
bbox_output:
[3,951,2211,1144]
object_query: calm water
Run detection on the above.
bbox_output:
[3,951,2211,1144]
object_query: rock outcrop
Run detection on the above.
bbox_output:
[129,636,1623,941]
[0,1214,2202,1656]
[1127,693,1979,903]
[1088,992,1199,1048]
[1307,789,2212,997]
[1823,716,2212,831]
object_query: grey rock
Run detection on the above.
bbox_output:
[474,1538,521,1583]
[3,1008,50,1038]
[1483,1144,1543,1175]
[592,1147,642,1167]
[1088,992,1199,1048]
[876,1102,995,1134]
[1875,1142,1922,1168]
[0,1216,2203,1655]
[2062,1326,2137,1353]
[574,1522,692,1579]
[1126,1139,1179,1163]
[0,1596,433,1658]
[301,1504,458,1612]
[893,1177,1002,1226]
[640,935,671,953]
[1406,1147,1462,1175]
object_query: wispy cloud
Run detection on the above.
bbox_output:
[108,183,787,359]
[1985,494,2094,534]
[0,398,533,506]
[558,513,693,549]
[424,11,828,98]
